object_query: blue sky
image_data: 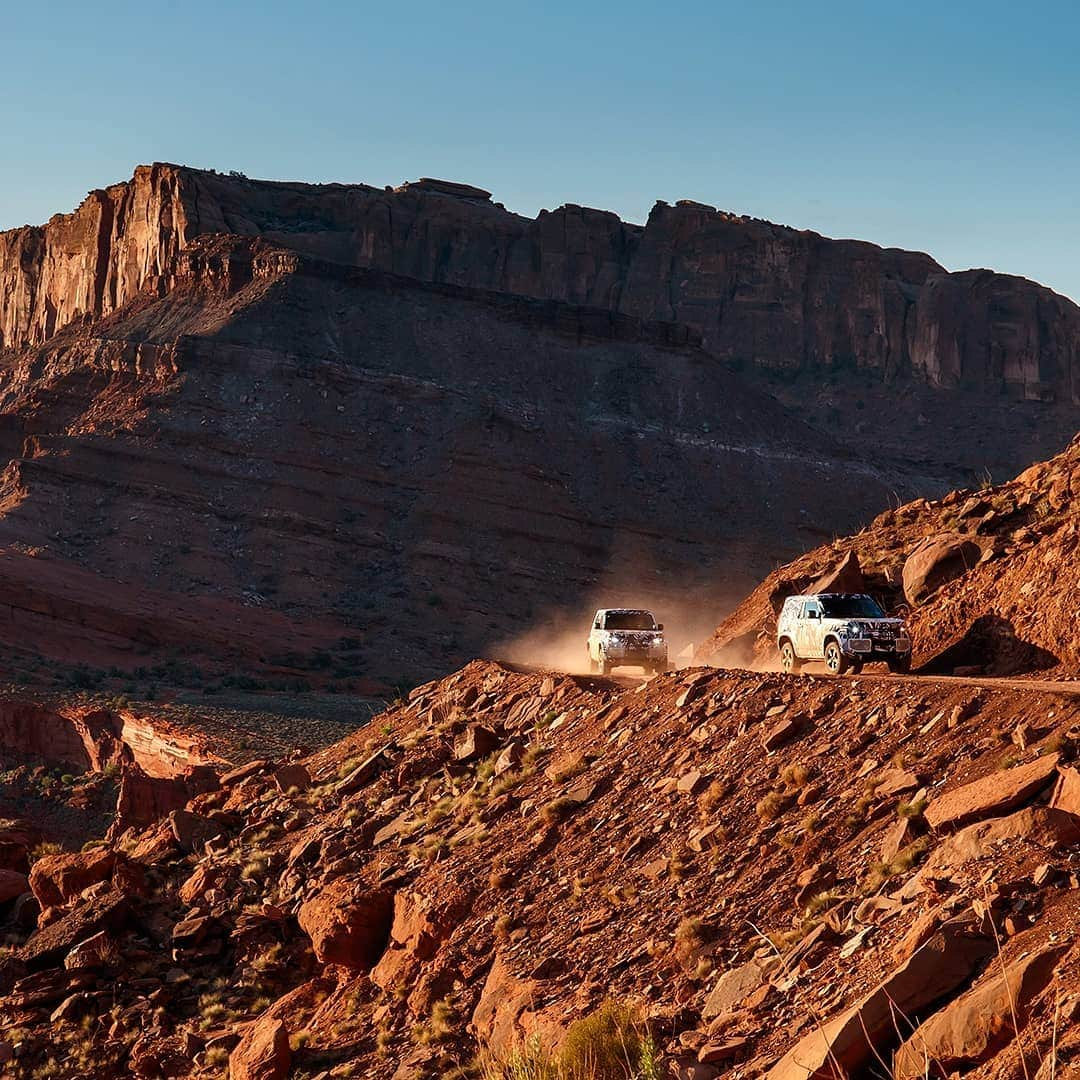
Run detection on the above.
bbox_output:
[3,0,1078,299]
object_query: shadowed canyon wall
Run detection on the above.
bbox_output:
[2,164,1077,403]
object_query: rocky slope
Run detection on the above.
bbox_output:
[0,232,957,687]
[1,659,1079,1079]
[697,435,1080,677]
[2,167,1080,686]
[4,164,1079,404]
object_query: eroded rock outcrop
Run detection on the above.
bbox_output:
[766,916,995,1080]
[893,941,1067,1079]
[3,164,1078,402]
[297,878,393,969]
[923,753,1061,830]
[3,661,1080,1078]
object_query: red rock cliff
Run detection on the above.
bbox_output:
[2,164,1077,403]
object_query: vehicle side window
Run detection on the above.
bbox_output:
[594,616,603,629]
[801,602,819,619]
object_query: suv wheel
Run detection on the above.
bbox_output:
[779,641,799,674]
[824,640,850,675]
[600,659,611,676]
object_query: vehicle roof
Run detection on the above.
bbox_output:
[594,607,655,615]
[784,592,872,602]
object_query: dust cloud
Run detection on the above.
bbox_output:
[493,578,750,677]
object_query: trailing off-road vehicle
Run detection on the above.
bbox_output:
[776,593,911,675]
[587,609,668,675]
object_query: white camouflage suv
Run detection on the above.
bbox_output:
[776,592,911,675]
[587,609,668,675]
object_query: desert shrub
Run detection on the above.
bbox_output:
[673,917,707,964]
[802,889,843,916]
[756,791,787,821]
[483,1000,660,1079]
[560,1001,660,1080]
[540,797,577,826]
[204,1046,229,1067]
[862,837,931,894]
[779,763,813,790]
[896,796,927,819]
[697,779,729,813]
[29,842,63,863]
[550,755,586,784]
[666,846,692,879]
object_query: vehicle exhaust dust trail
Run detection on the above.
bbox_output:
[492,564,749,676]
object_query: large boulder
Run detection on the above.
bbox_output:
[893,943,1066,1079]
[766,915,994,1080]
[902,534,981,605]
[924,754,1060,830]
[1050,765,1080,815]
[702,959,773,1020]
[297,877,393,969]
[229,1016,290,1080]
[454,725,500,763]
[472,954,562,1058]
[20,890,131,967]
[28,848,116,909]
[129,1034,194,1078]
[809,550,865,595]
[902,806,1080,899]
[63,930,119,970]
[0,820,40,874]
[168,810,223,854]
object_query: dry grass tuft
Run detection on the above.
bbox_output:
[540,797,578,826]
[779,763,814,790]
[756,791,788,821]
[480,999,660,1079]
[698,779,730,814]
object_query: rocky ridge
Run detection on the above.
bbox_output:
[698,433,1080,677]
[1,170,1079,686]
[0,659,1079,1078]
[0,233,948,686]
[3,164,1079,404]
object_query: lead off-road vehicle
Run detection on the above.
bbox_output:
[587,609,668,675]
[776,593,912,675]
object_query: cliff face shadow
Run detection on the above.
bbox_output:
[920,614,1059,676]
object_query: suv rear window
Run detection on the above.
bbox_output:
[604,611,655,630]
[819,595,885,619]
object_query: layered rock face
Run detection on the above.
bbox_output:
[1,167,1078,684]
[3,164,1078,402]
[0,236,927,682]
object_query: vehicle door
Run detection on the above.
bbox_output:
[799,599,824,659]
[589,612,604,660]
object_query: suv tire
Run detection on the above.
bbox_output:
[600,659,612,676]
[824,640,850,675]
[779,640,800,675]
